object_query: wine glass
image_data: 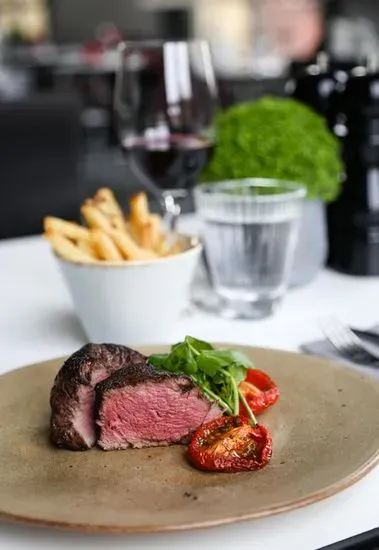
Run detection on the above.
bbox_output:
[114,40,218,229]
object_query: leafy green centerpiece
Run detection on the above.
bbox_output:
[201,97,343,202]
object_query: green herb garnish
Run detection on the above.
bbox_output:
[148,336,258,425]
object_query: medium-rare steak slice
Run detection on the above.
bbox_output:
[95,363,223,450]
[50,343,146,450]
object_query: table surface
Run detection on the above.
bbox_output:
[1,233,379,550]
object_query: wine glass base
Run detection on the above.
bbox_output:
[161,189,189,231]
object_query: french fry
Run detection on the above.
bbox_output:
[155,235,171,257]
[125,220,141,245]
[94,188,126,231]
[108,213,127,232]
[81,204,113,233]
[168,240,185,256]
[91,229,124,261]
[44,217,90,242]
[111,229,158,261]
[140,214,161,250]
[77,238,99,259]
[44,187,184,264]
[129,192,150,226]
[95,187,119,204]
[44,232,94,263]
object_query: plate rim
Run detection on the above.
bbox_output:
[0,451,378,534]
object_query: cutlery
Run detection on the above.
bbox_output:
[351,327,379,345]
[318,527,379,549]
[319,317,379,366]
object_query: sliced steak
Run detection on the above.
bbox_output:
[50,343,146,450]
[95,363,223,450]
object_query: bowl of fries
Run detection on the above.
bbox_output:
[44,189,202,344]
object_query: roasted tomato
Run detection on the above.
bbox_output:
[239,369,279,416]
[187,416,272,473]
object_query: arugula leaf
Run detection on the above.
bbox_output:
[197,353,223,377]
[197,349,252,377]
[212,371,226,385]
[148,336,258,425]
[166,342,198,375]
[149,353,169,370]
[171,342,182,351]
[227,363,248,385]
[221,350,253,368]
[185,336,214,352]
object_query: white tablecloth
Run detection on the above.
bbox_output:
[1,234,379,550]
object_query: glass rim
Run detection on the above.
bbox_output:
[118,39,211,51]
[195,178,307,202]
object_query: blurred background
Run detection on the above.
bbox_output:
[1,0,378,240]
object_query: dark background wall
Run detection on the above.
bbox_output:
[343,0,379,23]
[327,0,379,28]
[50,0,379,47]
[51,0,158,43]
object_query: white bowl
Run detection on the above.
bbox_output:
[56,236,202,345]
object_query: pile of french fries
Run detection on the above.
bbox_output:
[43,188,184,264]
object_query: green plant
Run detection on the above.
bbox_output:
[201,96,343,202]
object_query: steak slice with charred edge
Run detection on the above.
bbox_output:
[95,362,223,450]
[50,343,146,450]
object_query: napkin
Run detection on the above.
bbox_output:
[301,326,379,380]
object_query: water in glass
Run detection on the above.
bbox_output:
[194,180,306,319]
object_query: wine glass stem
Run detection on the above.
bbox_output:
[162,190,188,232]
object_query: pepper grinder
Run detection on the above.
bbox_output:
[327,54,379,275]
[288,51,339,131]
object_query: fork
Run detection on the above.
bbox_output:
[319,316,379,366]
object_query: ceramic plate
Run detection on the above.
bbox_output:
[1,345,379,533]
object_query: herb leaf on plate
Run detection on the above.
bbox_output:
[148,336,258,424]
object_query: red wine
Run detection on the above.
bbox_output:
[122,135,214,190]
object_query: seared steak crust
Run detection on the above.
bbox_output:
[50,343,146,450]
[96,362,192,390]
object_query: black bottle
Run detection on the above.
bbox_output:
[327,55,379,275]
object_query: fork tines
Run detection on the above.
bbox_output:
[319,317,379,365]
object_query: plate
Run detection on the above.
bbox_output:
[1,345,379,533]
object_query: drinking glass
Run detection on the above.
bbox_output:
[114,40,218,229]
[194,179,306,319]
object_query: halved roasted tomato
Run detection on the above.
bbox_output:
[239,369,279,416]
[187,416,272,473]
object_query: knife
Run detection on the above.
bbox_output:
[318,527,379,549]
